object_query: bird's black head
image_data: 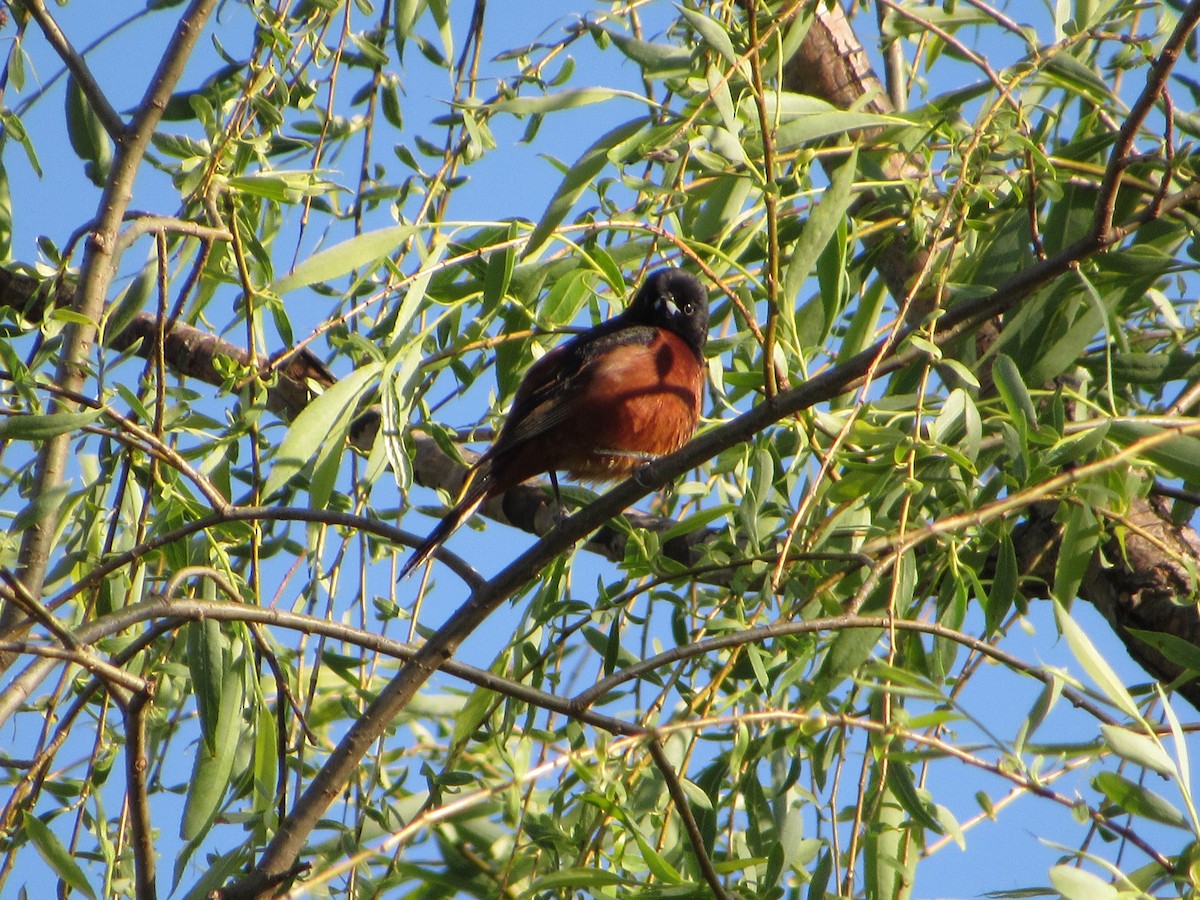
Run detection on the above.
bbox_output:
[627,268,709,354]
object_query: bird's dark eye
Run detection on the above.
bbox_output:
[682,301,694,315]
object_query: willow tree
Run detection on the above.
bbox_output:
[1,1,1199,898]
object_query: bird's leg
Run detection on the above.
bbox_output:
[549,470,568,522]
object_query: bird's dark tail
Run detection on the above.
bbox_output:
[399,466,492,580]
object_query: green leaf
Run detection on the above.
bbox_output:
[759,92,905,149]
[22,812,97,899]
[427,0,453,61]
[986,530,1017,636]
[1043,422,1109,469]
[1024,283,1111,387]
[838,272,885,361]
[587,25,692,75]
[0,409,104,440]
[886,762,943,833]
[65,75,112,186]
[526,868,632,892]
[272,225,418,294]
[1125,627,1200,676]
[187,619,226,748]
[1041,52,1117,107]
[182,657,245,840]
[678,5,739,68]
[11,483,71,534]
[807,848,833,900]
[482,226,518,310]
[451,687,496,746]
[1048,864,1118,900]
[679,777,713,812]
[992,354,1037,431]
[881,6,993,37]
[263,363,380,504]
[491,87,658,115]
[1093,771,1188,828]
[581,793,683,884]
[1055,600,1140,720]
[1052,502,1098,606]
[0,160,12,260]
[1016,677,1063,754]
[781,146,858,343]
[1107,422,1200,484]
[1100,724,1175,778]
[1,109,43,177]
[805,627,881,703]
[252,699,279,822]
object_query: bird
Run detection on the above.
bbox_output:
[400,267,710,579]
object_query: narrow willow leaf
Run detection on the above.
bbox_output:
[187,619,225,748]
[427,0,453,62]
[1093,772,1188,828]
[1048,864,1119,900]
[22,812,97,900]
[1100,724,1175,778]
[886,761,942,833]
[526,869,631,891]
[986,530,1018,636]
[11,483,71,534]
[864,774,911,900]
[992,354,1037,430]
[65,75,112,186]
[492,87,656,115]
[935,804,966,850]
[807,848,832,900]
[482,225,518,310]
[1043,421,1109,468]
[253,699,279,822]
[805,627,881,702]
[1157,685,1193,811]
[679,777,713,811]
[782,146,858,342]
[272,225,418,293]
[0,409,103,440]
[759,92,905,147]
[678,5,739,68]
[1107,422,1200,484]
[0,159,11,258]
[263,363,380,503]
[181,661,245,840]
[1052,503,1099,606]
[1055,600,1141,720]
[451,687,495,746]
[587,25,692,74]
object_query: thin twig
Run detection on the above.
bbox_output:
[124,689,157,900]
[647,736,730,900]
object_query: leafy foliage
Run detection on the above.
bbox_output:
[0,1,1199,899]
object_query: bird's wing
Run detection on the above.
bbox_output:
[489,325,658,456]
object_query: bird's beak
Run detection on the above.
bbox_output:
[660,295,680,316]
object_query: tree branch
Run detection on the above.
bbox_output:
[4,0,220,645]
